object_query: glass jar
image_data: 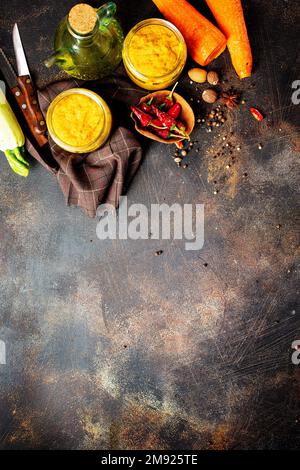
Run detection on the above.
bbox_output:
[44,2,124,81]
[46,88,112,153]
[122,18,187,90]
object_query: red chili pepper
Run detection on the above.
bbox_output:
[153,107,185,134]
[168,103,181,119]
[250,107,264,122]
[176,120,186,131]
[161,81,179,109]
[154,128,171,139]
[154,107,175,127]
[130,106,152,127]
[151,118,166,128]
[160,97,173,110]
[173,126,186,136]
[140,102,153,114]
[154,107,187,137]
[153,128,183,140]
[150,104,159,115]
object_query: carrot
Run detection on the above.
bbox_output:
[152,0,227,66]
[205,0,252,79]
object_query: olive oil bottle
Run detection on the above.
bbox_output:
[44,2,124,81]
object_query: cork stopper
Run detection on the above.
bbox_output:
[68,4,97,34]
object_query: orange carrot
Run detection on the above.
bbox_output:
[205,0,252,78]
[152,0,227,66]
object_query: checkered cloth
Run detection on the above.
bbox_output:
[27,72,144,217]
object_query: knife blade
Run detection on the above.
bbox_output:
[0,48,18,88]
[13,24,30,77]
[12,23,48,147]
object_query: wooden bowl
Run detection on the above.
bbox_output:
[131,90,195,149]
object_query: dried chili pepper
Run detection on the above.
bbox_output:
[154,107,176,128]
[159,98,172,110]
[140,102,152,114]
[176,120,186,131]
[173,121,186,136]
[150,103,161,115]
[153,107,186,136]
[151,118,167,128]
[250,107,264,121]
[159,82,178,109]
[168,102,181,119]
[130,106,152,127]
[154,129,171,139]
[153,128,183,139]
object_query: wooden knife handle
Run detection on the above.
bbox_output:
[12,75,48,148]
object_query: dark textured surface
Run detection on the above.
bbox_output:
[0,0,299,450]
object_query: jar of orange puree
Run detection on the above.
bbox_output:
[123,19,187,90]
[46,88,112,153]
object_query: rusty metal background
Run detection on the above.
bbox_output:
[0,0,299,450]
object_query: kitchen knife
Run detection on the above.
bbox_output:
[11,23,48,147]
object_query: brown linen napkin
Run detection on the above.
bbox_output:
[27,72,144,218]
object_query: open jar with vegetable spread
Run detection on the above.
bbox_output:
[46,88,112,153]
[122,19,187,90]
